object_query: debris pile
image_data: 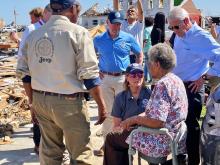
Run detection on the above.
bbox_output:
[0,55,31,144]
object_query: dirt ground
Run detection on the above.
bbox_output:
[0,98,166,165]
[0,100,104,165]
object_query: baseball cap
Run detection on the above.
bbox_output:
[108,11,124,24]
[126,63,144,73]
[50,0,79,13]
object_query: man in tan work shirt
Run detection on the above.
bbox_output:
[16,0,107,165]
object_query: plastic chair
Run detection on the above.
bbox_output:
[128,126,179,165]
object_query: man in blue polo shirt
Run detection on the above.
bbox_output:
[93,11,143,155]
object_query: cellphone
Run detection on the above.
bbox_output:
[212,17,220,25]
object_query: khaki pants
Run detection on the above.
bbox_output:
[101,75,125,138]
[33,91,93,165]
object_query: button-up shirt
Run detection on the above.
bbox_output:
[18,19,45,57]
[129,73,188,158]
[111,87,151,121]
[93,30,141,73]
[173,23,220,81]
[16,15,100,94]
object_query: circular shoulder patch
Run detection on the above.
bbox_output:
[35,37,53,57]
[115,12,121,18]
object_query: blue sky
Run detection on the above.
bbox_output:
[0,0,219,25]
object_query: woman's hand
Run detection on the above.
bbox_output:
[120,116,137,131]
[99,72,104,80]
[112,126,123,133]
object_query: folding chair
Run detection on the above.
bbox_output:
[128,126,179,165]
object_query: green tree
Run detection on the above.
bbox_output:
[174,0,184,6]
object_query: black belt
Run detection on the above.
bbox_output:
[101,71,126,76]
[33,89,85,98]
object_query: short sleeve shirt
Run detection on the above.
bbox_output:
[121,20,144,48]
[93,31,141,72]
[128,73,188,158]
[111,87,151,120]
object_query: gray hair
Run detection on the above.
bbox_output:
[148,43,176,71]
[168,7,189,21]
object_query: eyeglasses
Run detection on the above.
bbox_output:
[168,21,184,31]
[129,72,144,78]
[168,25,180,31]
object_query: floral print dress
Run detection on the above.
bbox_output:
[128,73,188,158]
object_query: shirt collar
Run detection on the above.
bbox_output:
[127,20,137,26]
[127,87,146,101]
[184,22,198,39]
[48,15,71,24]
[106,30,123,40]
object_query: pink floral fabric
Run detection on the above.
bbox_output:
[128,73,188,158]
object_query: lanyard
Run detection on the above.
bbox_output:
[38,20,44,26]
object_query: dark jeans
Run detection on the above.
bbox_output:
[103,130,131,165]
[184,82,205,165]
[33,123,41,147]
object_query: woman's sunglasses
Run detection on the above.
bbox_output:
[129,72,144,78]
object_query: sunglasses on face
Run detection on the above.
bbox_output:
[168,20,185,31]
[129,72,144,78]
[168,25,180,31]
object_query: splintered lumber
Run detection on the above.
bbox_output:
[0,49,32,141]
[89,24,106,38]
[0,43,18,49]
[0,72,16,77]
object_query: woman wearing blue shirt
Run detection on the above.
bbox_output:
[103,63,151,165]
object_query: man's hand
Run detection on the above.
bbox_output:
[135,52,143,64]
[99,72,104,80]
[95,106,107,125]
[9,32,20,44]
[89,85,107,125]
[30,105,39,125]
[188,76,205,93]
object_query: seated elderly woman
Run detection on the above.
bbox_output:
[103,63,151,165]
[120,43,188,165]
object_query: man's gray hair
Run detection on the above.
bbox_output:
[168,7,189,21]
[148,43,176,71]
